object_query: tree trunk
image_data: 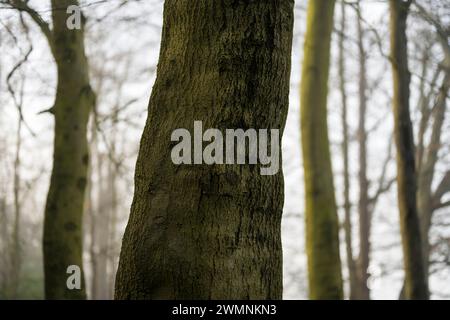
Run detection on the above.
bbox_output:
[300,0,343,300]
[107,155,118,299]
[115,0,294,299]
[10,115,22,299]
[356,4,370,300]
[389,0,428,300]
[417,70,449,290]
[43,0,94,299]
[398,5,450,299]
[337,1,357,300]
[0,196,8,297]
[91,150,111,300]
[108,102,120,298]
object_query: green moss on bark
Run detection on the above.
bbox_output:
[115,0,294,299]
[42,0,93,300]
[300,0,343,300]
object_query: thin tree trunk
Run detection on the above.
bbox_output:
[93,150,110,300]
[10,115,22,299]
[417,24,450,294]
[338,1,357,300]
[43,0,94,299]
[115,0,294,299]
[398,6,450,299]
[389,0,428,300]
[300,0,343,300]
[356,4,370,300]
[0,196,7,297]
[107,156,118,299]
[89,110,110,300]
[417,70,449,290]
[108,100,120,299]
[83,122,94,299]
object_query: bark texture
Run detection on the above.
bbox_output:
[389,0,428,300]
[300,0,343,300]
[115,0,294,299]
[43,0,94,299]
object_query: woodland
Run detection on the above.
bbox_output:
[0,0,448,300]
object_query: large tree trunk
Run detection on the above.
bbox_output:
[389,0,428,300]
[115,0,294,299]
[337,1,357,300]
[300,0,343,300]
[43,0,94,299]
[356,4,370,300]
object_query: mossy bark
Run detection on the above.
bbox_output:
[115,0,294,299]
[300,0,343,300]
[43,0,93,299]
[389,0,428,300]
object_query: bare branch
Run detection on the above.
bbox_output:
[1,0,55,54]
[369,134,395,207]
[432,171,450,210]
[5,14,36,136]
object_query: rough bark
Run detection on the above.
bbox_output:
[300,0,343,300]
[337,1,357,300]
[42,0,94,299]
[389,0,428,300]
[115,0,294,299]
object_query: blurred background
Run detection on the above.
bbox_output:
[0,0,448,299]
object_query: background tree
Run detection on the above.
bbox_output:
[397,0,450,298]
[300,0,343,299]
[337,1,358,300]
[2,0,95,299]
[0,0,448,301]
[389,0,428,300]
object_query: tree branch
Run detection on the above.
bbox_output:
[369,134,395,207]
[432,171,450,210]
[2,0,55,54]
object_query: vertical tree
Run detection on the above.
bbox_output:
[389,0,428,300]
[44,0,93,300]
[5,36,28,299]
[355,3,371,300]
[4,0,95,299]
[414,1,450,294]
[115,0,294,299]
[300,0,343,299]
[337,1,357,300]
[10,106,22,299]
